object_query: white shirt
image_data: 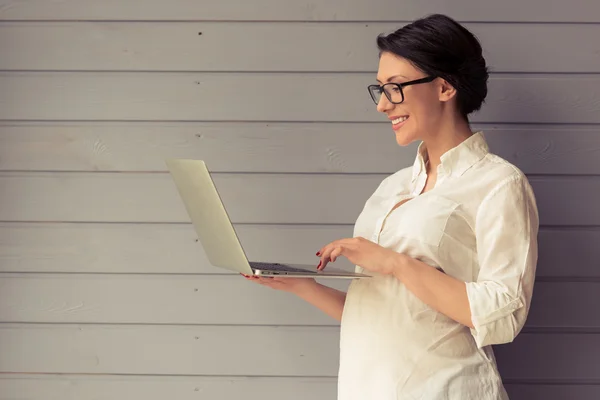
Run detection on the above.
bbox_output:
[338,132,539,400]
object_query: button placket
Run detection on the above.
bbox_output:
[374,195,412,244]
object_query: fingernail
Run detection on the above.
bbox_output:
[317,260,321,268]
[316,251,321,256]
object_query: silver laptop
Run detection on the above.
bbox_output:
[165,159,369,279]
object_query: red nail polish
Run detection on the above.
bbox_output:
[316,251,321,256]
[317,260,322,268]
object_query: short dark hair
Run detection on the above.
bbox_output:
[376,14,489,120]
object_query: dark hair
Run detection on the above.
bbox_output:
[376,14,489,120]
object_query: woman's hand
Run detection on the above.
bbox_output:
[241,274,317,294]
[316,236,402,275]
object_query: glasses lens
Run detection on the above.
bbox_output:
[368,85,382,104]
[383,84,404,104]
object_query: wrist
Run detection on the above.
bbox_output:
[390,252,409,281]
[290,278,319,296]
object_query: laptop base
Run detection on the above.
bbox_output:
[249,261,370,279]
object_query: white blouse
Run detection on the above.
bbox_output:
[338,132,539,400]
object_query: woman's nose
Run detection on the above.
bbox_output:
[376,94,393,113]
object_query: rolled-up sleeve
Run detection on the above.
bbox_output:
[466,174,539,348]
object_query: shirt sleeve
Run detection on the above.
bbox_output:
[466,174,539,348]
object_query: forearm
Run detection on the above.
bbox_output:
[293,282,347,322]
[392,254,474,328]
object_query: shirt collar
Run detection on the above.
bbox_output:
[411,131,489,182]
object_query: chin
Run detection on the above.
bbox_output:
[394,129,419,147]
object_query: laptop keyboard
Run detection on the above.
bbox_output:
[249,262,314,274]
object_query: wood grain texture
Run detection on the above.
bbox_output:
[0,325,597,380]
[0,0,597,22]
[2,22,599,73]
[0,374,597,400]
[2,73,600,123]
[0,223,356,274]
[0,324,341,376]
[2,122,600,175]
[0,274,349,326]
[1,224,598,277]
[0,375,338,400]
[0,275,596,328]
[0,173,598,225]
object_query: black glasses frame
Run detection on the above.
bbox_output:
[368,76,437,105]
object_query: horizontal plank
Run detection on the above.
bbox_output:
[0,172,377,224]
[0,0,598,22]
[0,223,357,274]
[505,384,600,400]
[1,23,599,73]
[1,73,600,123]
[0,276,596,329]
[0,375,338,400]
[1,224,598,278]
[495,333,600,381]
[0,325,598,380]
[0,375,597,400]
[0,325,341,376]
[2,123,600,175]
[0,173,598,226]
[0,275,349,326]
[537,228,600,277]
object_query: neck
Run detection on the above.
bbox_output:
[423,115,473,174]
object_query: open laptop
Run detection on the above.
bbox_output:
[165,159,369,279]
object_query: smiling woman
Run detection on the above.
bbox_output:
[245,13,538,400]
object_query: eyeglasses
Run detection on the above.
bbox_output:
[367,76,437,105]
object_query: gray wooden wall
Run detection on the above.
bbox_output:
[0,1,599,399]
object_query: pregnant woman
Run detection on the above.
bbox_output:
[244,13,538,400]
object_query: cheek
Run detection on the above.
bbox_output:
[411,95,442,125]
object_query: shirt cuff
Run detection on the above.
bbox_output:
[466,282,525,348]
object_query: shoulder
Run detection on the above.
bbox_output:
[471,152,533,194]
[474,153,539,219]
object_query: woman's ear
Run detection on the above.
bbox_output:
[438,78,458,103]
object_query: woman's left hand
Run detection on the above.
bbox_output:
[316,236,402,275]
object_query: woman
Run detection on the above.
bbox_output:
[243,13,538,400]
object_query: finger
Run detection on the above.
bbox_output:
[319,245,341,270]
[330,246,343,263]
[316,242,334,262]
[316,244,332,269]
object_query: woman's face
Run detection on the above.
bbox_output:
[375,52,446,147]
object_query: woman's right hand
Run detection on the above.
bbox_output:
[241,273,317,294]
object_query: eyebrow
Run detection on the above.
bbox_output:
[376,74,409,84]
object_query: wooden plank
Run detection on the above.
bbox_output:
[495,333,600,380]
[505,384,600,400]
[1,73,600,123]
[0,223,357,274]
[0,0,597,22]
[0,275,596,328]
[2,122,600,175]
[0,324,341,376]
[0,375,338,400]
[0,173,598,225]
[0,375,597,400]
[525,282,600,329]
[1,22,599,73]
[538,228,600,278]
[0,325,597,380]
[0,172,377,224]
[0,274,348,326]
[1,224,598,278]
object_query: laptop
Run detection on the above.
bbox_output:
[165,159,369,279]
